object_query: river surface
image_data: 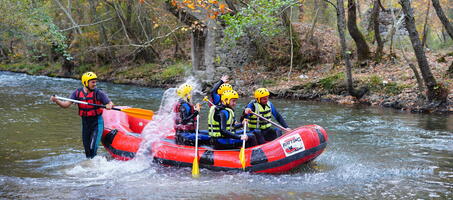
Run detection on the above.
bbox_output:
[0,71,452,199]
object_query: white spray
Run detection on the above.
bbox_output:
[135,76,203,160]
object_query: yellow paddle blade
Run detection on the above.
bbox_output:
[239,148,246,170]
[192,157,200,178]
[121,108,154,120]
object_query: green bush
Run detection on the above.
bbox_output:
[0,63,46,74]
[383,82,410,95]
[318,72,344,91]
[28,65,46,74]
[117,64,157,78]
[262,79,276,86]
[366,75,383,91]
[159,62,189,80]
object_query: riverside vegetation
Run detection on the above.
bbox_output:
[0,0,452,113]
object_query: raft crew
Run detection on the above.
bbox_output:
[210,75,233,106]
[173,83,201,145]
[208,90,257,149]
[50,72,113,159]
[244,88,289,144]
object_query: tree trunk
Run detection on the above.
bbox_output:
[421,2,431,48]
[400,0,446,103]
[448,61,453,78]
[0,44,10,63]
[319,0,329,24]
[336,0,354,95]
[347,0,370,61]
[61,58,75,77]
[431,0,453,40]
[191,28,206,71]
[88,0,111,64]
[400,43,426,96]
[371,0,383,59]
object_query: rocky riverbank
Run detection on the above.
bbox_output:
[1,49,452,114]
[232,51,453,114]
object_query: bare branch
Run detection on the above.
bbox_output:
[53,0,83,34]
[323,0,337,10]
[129,26,183,48]
[60,17,113,32]
[82,26,184,55]
[137,5,150,41]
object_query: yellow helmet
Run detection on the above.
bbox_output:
[221,90,239,105]
[254,88,270,103]
[176,83,193,100]
[217,83,233,95]
[81,72,97,87]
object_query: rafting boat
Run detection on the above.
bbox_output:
[101,108,328,173]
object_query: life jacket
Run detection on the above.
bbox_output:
[208,106,234,137]
[75,88,103,117]
[173,99,196,131]
[248,100,272,130]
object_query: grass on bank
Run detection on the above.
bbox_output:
[0,60,191,86]
[0,63,57,74]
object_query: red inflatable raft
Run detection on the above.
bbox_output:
[101,109,328,173]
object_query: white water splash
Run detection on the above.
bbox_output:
[64,156,153,182]
[136,76,203,160]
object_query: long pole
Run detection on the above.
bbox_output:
[250,111,290,132]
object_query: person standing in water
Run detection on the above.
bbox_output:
[50,72,113,158]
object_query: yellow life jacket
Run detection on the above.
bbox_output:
[208,106,234,137]
[248,101,272,130]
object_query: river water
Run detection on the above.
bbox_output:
[0,71,452,199]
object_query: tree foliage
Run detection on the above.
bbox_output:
[0,0,71,61]
[221,0,298,45]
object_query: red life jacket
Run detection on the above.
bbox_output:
[173,99,196,131]
[75,88,103,117]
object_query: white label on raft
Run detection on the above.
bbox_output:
[280,134,305,157]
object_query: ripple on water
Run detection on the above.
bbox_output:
[1,71,452,199]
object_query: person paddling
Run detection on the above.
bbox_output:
[173,83,201,145]
[244,88,289,144]
[208,90,257,149]
[50,72,113,159]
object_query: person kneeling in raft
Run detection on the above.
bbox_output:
[243,88,289,145]
[173,83,201,145]
[208,90,257,150]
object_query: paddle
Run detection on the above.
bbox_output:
[192,115,200,178]
[239,120,247,170]
[54,95,154,120]
[202,96,215,106]
[250,111,290,132]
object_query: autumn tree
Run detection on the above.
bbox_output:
[371,0,383,59]
[347,0,370,61]
[168,0,299,78]
[431,0,453,39]
[0,0,74,73]
[325,0,356,98]
[399,0,447,103]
